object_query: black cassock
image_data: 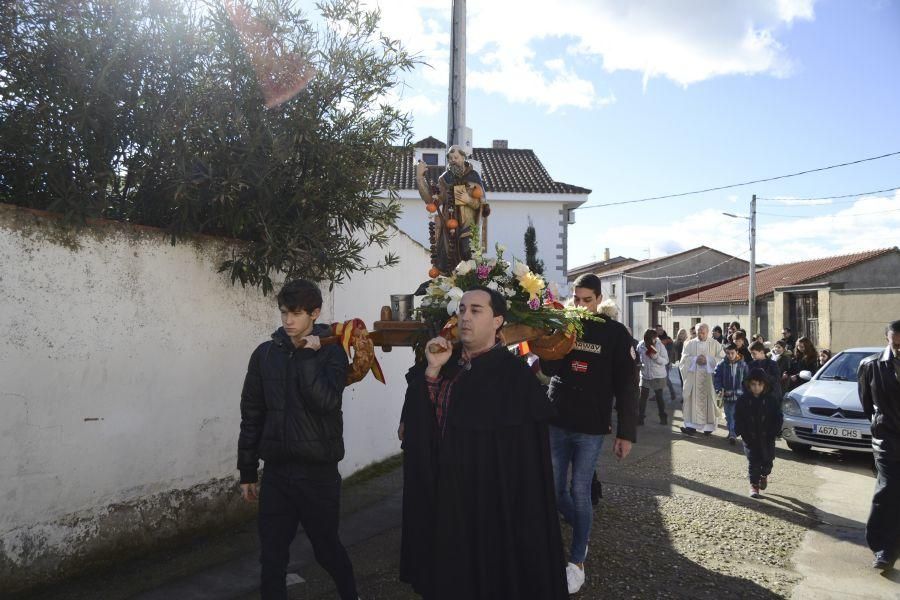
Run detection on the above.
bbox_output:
[399,345,569,600]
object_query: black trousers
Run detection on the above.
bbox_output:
[258,466,357,600]
[742,439,775,485]
[867,452,900,559]
[639,386,667,421]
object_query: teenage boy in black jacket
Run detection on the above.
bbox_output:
[541,274,637,594]
[238,279,358,600]
[735,368,783,499]
[859,320,900,570]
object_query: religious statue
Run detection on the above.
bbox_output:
[416,145,489,275]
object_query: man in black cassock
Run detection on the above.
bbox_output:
[398,286,569,600]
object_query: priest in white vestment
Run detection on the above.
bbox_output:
[678,323,724,434]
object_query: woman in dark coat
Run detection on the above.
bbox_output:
[785,336,819,391]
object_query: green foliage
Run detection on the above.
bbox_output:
[524,222,544,275]
[0,0,418,293]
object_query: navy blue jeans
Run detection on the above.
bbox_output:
[258,466,357,600]
[742,439,775,485]
[723,400,737,438]
[549,425,605,564]
[867,452,900,559]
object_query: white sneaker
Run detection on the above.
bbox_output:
[565,562,585,594]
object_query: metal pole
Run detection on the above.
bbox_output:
[749,194,757,335]
[447,0,466,147]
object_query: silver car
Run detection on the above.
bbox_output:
[781,347,882,453]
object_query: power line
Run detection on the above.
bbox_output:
[756,208,900,219]
[757,185,900,203]
[622,249,751,280]
[575,151,900,210]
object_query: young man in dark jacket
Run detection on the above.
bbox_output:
[734,368,783,499]
[859,320,900,570]
[238,279,358,600]
[541,274,638,594]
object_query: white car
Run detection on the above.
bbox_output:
[781,347,882,453]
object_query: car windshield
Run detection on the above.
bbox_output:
[817,352,874,381]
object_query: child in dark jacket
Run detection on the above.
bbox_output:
[748,341,783,401]
[735,368,784,498]
[713,343,749,445]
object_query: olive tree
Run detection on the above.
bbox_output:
[0,0,418,292]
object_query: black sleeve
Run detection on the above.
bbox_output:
[238,346,265,483]
[858,359,875,421]
[540,357,563,377]
[771,396,784,433]
[296,345,348,414]
[613,329,638,442]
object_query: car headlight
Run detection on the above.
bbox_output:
[782,396,802,417]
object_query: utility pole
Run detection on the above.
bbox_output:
[447,0,471,154]
[749,194,757,335]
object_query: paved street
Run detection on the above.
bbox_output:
[19,376,899,600]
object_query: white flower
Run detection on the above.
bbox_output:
[455,259,476,275]
[421,297,432,307]
[486,280,499,291]
[496,243,507,254]
[439,280,453,292]
[512,260,529,277]
[446,286,464,315]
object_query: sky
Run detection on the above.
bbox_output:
[359,0,900,269]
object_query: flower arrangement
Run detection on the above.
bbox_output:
[418,243,602,338]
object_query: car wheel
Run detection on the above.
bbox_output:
[786,441,813,453]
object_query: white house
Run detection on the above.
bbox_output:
[371,137,590,284]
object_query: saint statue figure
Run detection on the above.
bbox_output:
[416,145,487,274]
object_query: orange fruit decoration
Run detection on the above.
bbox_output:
[425,203,437,213]
[428,267,440,278]
[446,218,459,230]
[470,185,483,199]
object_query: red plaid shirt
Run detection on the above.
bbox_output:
[426,344,499,437]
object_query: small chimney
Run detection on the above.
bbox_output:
[492,139,508,149]
[603,248,610,261]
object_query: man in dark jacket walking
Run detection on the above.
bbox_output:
[238,279,358,599]
[859,319,900,570]
[399,286,568,600]
[541,274,638,594]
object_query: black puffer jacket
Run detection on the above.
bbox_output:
[238,324,348,483]
[734,383,783,444]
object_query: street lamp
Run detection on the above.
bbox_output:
[722,195,757,336]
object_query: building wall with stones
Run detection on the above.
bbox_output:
[0,203,428,592]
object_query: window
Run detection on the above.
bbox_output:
[611,283,616,297]
[673,321,680,334]
[422,153,439,165]
[691,317,701,326]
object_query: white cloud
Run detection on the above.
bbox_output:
[573,190,900,268]
[374,1,816,112]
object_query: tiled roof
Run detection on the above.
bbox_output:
[599,246,737,277]
[413,136,446,148]
[667,248,897,305]
[567,256,636,277]
[370,137,591,195]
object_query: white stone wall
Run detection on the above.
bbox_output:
[0,204,429,589]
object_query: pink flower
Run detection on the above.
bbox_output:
[528,297,541,310]
[477,264,491,280]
